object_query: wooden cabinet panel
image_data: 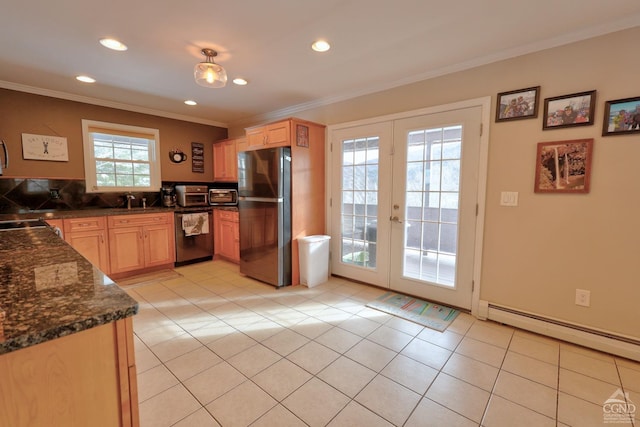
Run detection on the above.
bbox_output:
[65,229,110,273]
[213,138,240,182]
[265,121,290,147]
[0,319,139,427]
[245,127,267,149]
[109,212,175,275]
[242,120,292,151]
[63,217,110,273]
[108,213,168,228]
[64,216,106,232]
[109,227,145,274]
[143,222,175,267]
[214,210,239,263]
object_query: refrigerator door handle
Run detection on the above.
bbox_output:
[239,196,283,203]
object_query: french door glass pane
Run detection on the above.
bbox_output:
[341,136,379,268]
[403,126,462,286]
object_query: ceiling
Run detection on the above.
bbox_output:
[1,1,639,128]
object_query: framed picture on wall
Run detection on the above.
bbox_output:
[495,86,540,122]
[602,96,640,136]
[534,138,593,194]
[543,90,596,130]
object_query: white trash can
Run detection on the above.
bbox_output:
[298,235,331,287]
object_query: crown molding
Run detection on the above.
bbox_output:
[0,81,228,129]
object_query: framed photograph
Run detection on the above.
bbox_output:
[534,138,593,193]
[495,86,540,122]
[602,96,640,136]
[543,90,596,130]
[296,124,309,147]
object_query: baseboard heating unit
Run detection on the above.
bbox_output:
[482,302,640,362]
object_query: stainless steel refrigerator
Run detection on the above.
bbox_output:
[237,147,291,287]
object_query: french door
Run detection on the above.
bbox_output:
[330,103,485,310]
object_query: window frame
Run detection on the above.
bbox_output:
[82,119,162,193]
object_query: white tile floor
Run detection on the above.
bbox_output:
[122,260,640,427]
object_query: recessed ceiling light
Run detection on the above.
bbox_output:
[184,100,197,106]
[311,40,330,52]
[76,75,96,83]
[99,38,128,51]
[233,78,248,86]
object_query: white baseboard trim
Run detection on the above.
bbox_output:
[485,302,640,362]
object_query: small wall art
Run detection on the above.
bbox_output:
[191,142,204,173]
[602,96,640,136]
[296,124,309,147]
[21,133,69,161]
[495,86,540,122]
[534,138,593,194]
[543,90,596,130]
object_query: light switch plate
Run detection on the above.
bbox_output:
[500,191,519,206]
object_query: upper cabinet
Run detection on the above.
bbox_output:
[243,120,292,151]
[213,138,242,182]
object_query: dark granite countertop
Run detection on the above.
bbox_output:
[0,205,238,222]
[0,226,138,354]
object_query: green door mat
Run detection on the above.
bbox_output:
[366,292,459,332]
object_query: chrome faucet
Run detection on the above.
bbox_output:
[125,193,136,209]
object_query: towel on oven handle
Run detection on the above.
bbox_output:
[182,212,209,236]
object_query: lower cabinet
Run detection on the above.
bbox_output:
[0,318,139,427]
[47,212,175,278]
[108,213,175,275]
[63,217,110,274]
[214,210,239,263]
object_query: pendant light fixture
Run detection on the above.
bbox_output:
[194,48,227,88]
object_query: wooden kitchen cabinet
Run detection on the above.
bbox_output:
[213,138,242,182]
[214,209,239,263]
[108,212,175,276]
[0,317,139,427]
[63,216,110,274]
[243,120,291,151]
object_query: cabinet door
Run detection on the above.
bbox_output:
[66,230,110,273]
[219,220,237,260]
[224,140,238,181]
[109,227,145,274]
[143,223,175,267]
[266,121,290,147]
[213,142,227,181]
[246,127,266,149]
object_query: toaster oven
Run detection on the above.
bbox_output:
[175,185,209,207]
[208,189,238,206]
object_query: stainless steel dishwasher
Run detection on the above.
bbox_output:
[174,210,213,266]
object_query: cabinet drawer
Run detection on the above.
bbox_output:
[64,217,106,232]
[217,210,238,222]
[108,213,170,228]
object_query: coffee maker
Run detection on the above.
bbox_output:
[161,187,176,207]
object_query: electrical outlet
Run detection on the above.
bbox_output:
[575,289,591,307]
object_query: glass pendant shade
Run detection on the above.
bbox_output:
[194,49,227,88]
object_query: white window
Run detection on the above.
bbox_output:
[82,120,161,193]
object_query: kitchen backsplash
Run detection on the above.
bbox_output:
[0,178,167,212]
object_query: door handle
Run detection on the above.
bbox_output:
[390,216,403,223]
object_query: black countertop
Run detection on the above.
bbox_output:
[0,205,238,222]
[0,226,138,354]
